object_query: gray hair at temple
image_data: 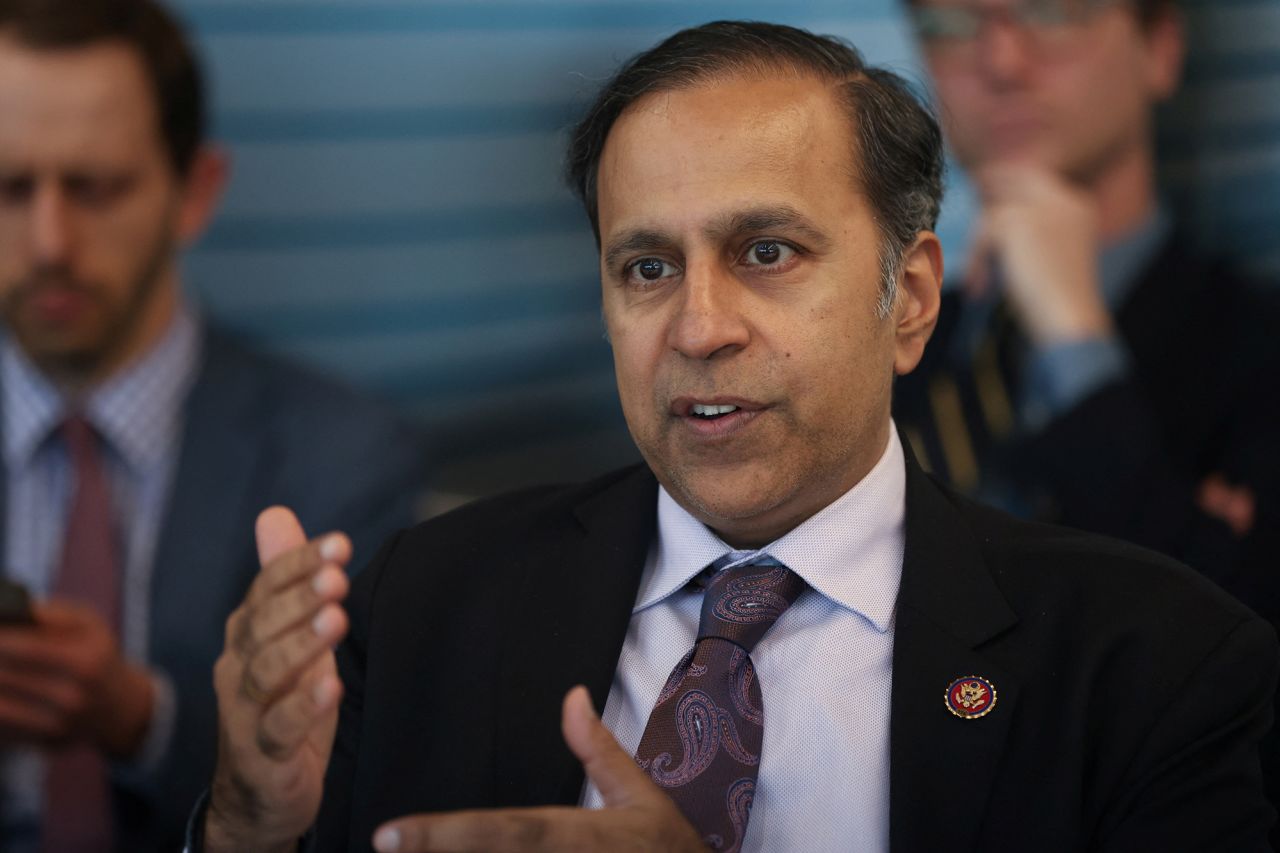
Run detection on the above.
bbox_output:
[565,20,945,317]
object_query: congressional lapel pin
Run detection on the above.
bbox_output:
[945,676,997,719]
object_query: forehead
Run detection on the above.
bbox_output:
[0,36,163,167]
[595,72,865,237]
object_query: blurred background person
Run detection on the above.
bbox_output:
[0,0,426,850]
[892,0,1280,622]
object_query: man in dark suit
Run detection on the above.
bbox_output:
[891,0,1280,622]
[0,1,426,850]
[195,21,1276,853]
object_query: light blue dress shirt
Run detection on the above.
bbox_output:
[582,427,907,852]
[0,305,200,849]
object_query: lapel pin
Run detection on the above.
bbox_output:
[945,675,997,719]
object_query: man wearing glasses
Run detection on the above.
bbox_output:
[895,0,1280,648]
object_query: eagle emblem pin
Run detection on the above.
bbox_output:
[945,675,997,719]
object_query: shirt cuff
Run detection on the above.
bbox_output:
[120,669,176,773]
[1022,336,1131,429]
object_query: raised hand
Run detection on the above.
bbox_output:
[969,164,1114,346]
[205,506,352,853]
[369,686,706,852]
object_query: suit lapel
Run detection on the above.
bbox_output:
[494,466,657,807]
[890,450,1020,852]
[148,332,272,666]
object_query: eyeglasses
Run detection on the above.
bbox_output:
[911,0,1123,55]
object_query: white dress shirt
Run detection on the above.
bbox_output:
[583,426,907,852]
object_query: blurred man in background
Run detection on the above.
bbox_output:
[894,0,1280,622]
[0,0,427,849]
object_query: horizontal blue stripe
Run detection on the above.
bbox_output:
[198,201,590,251]
[1158,118,1280,157]
[183,2,884,35]
[219,278,600,337]
[1184,51,1280,83]
[217,103,576,143]
[367,342,613,400]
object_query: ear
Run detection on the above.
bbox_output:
[1143,6,1186,101]
[174,144,230,245]
[893,230,943,377]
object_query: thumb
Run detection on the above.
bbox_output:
[561,685,653,807]
[255,505,307,567]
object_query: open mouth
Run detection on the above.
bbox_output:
[689,403,740,420]
[673,398,765,438]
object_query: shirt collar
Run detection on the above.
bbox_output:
[637,425,907,633]
[2,301,203,471]
[1098,203,1172,311]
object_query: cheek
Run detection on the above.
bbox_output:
[608,324,662,415]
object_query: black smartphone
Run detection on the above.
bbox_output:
[0,578,34,625]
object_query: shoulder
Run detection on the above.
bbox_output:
[195,325,423,460]
[393,464,654,558]
[946,489,1270,669]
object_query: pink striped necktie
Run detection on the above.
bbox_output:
[42,415,120,853]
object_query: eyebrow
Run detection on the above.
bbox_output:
[705,206,833,251]
[602,205,833,269]
[603,230,676,271]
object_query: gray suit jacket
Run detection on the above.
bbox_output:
[0,326,428,852]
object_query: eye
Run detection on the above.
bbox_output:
[624,256,680,287]
[741,240,798,269]
[64,173,135,209]
[0,173,34,206]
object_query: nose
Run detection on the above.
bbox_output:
[667,260,750,360]
[977,15,1036,86]
[30,182,73,265]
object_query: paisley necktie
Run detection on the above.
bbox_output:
[634,552,805,852]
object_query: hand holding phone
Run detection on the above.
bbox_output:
[0,578,33,625]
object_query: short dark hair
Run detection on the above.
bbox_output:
[0,0,206,175]
[565,20,944,310]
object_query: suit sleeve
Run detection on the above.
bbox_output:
[1095,615,1279,852]
[313,529,403,853]
[1020,372,1280,622]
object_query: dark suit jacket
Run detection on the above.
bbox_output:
[313,454,1278,852]
[893,237,1280,626]
[0,326,428,852]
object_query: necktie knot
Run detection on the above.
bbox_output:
[60,413,98,456]
[698,552,805,653]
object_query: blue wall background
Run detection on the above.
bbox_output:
[168,0,1280,502]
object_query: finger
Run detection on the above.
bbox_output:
[29,599,96,632]
[252,505,350,598]
[0,629,75,675]
[245,563,349,653]
[255,667,342,760]
[240,605,347,709]
[561,685,653,808]
[250,531,351,607]
[0,666,80,714]
[373,806,583,853]
[0,693,68,743]
[255,506,308,567]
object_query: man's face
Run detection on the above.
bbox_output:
[597,73,931,547]
[917,0,1182,180]
[0,37,189,381]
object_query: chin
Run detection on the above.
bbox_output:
[668,468,796,530]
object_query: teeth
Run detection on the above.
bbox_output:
[691,403,739,417]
